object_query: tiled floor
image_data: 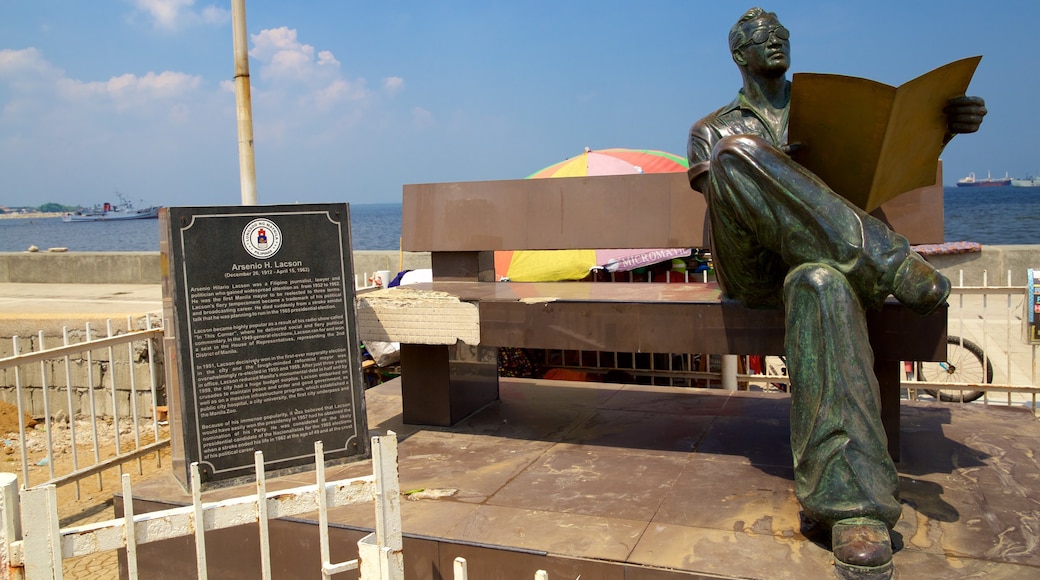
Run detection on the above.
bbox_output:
[129,377,1040,579]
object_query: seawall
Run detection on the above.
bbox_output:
[0,250,433,285]
[0,247,1035,286]
[925,245,1038,286]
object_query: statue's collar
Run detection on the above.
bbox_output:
[722,81,791,144]
[724,80,791,115]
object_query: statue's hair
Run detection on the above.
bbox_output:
[728,7,779,52]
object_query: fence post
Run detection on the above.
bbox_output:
[190,463,208,580]
[122,474,138,580]
[21,484,62,579]
[373,432,401,557]
[359,432,402,579]
[721,354,738,390]
[0,473,23,580]
[453,557,467,580]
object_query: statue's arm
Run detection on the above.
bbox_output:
[687,122,715,194]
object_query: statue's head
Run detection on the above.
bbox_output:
[729,7,790,78]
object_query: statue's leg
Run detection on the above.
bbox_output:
[784,263,900,527]
[707,134,948,315]
[785,263,899,573]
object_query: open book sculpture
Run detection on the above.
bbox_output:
[789,56,981,211]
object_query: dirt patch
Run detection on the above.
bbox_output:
[1,410,170,528]
[0,401,37,434]
[1,414,171,579]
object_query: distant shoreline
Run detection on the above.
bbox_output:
[0,212,64,220]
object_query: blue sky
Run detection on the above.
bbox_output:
[1,1,1036,208]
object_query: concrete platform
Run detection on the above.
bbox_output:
[0,282,161,338]
[121,377,1040,579]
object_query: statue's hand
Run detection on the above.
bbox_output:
[782,142,804,156]
[945,95,987,136]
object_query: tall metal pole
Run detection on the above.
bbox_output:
[232,0,258,205]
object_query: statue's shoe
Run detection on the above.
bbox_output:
[891,253,950,317]
[831,517,893,579]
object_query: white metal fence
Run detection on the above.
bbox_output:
[452,557,548,579]
[902,273,1038,411]
[0,434,402,579]
[0,271,386,496]
[355,272,389,291]
[534,270,1040,415]
[0,317,168,496]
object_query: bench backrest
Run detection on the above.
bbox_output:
[402,169,943,278]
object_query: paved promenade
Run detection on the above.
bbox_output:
[120,378,1040,578]
[1,281,1037,576]
[0,282,161,329]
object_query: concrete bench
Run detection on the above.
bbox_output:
[357,171,948,459]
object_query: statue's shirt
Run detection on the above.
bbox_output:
[686,83,790,184]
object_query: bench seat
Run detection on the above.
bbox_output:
[360,280,943,358]
[357,280,947,459]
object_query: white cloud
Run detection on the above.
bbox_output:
[251,27,341,85]
[412,107,435,130]
[0,28,412,203]
[312,79,367,110]
[130,0,229,30]
[169,103,191,124]
[0,46,204,124]
[199,5,228,25]
[0,47,44,73]
[0,48,61,86]
[248,26,385,116]
[0,49,64,123]
[383,77,404,95]
[245,28,412,119]
[58,71,202,109]
[317,51,339,68]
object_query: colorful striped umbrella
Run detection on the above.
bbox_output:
[496,148,691,282]
[526,147,688,178]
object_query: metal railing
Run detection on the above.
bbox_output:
[355,271,391,291]
[0,316,167,493]
[0,270,387,495]
[452,557,548,579]
[902,271,1038,411]
[0,435,402,579]
[535,270,1039,415]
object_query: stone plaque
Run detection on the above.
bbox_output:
[160,204,368,489]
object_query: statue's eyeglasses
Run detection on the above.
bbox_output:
[738,25,790,48]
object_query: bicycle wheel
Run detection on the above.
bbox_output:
[765,355,789,392]
[917,336,993,403]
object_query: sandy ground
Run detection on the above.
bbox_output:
[0,401,170,527]
[0,400,171,577]
[0,212,64,219]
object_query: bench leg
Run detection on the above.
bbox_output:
[875,358,901,462]
[400,343,500,426]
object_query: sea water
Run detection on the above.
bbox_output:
[942,186,1040,244]
[0,203,404,252]
[0,191,1036,252]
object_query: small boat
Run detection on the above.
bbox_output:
[956,171,1012,187]
[62,194,159,222]
[1011,175,1040,188]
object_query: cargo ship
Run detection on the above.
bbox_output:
[1011,175,1040,188]
[956,171,1011,187]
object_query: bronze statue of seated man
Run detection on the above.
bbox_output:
[686,7,986,578]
